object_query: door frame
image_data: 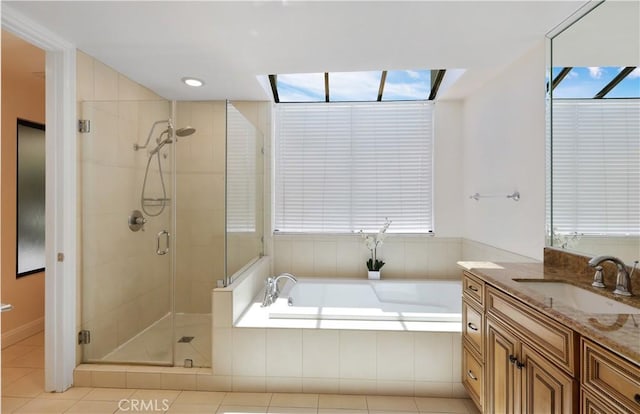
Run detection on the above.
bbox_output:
[2,5,77,392]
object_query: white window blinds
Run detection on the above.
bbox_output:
[274,101,433,233]
[552,100,640,236]
[227,107,256,232]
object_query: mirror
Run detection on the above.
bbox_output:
[16,119,46,277]
[225,102,264,280]
[548,0,639,264]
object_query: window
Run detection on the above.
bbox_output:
[550,66,639,99]
[552,100,640,236]
[274,101,433,234]
[269,69,445,103]
[226,106,257,232]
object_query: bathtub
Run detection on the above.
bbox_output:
[268,278,461,323]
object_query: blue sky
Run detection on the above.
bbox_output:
[276,70,431,102]
[552,66,640,99]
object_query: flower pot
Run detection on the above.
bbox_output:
[368,270,381,280]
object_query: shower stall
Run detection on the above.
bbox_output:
[79,99,264,367]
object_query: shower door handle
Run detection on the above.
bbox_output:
[156,230,170,255]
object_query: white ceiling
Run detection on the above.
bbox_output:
[4,1,586,101]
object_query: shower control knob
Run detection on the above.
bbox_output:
[128,210,147,232]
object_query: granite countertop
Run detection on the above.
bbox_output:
[457,260,640,365]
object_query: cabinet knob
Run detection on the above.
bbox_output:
[634,394,640,404]
[516,361,526,370]
[509,355,518,364]
[467,370,478,381]
[468,285,479,292]
[467,322,478,331]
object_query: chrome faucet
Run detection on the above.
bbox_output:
[261,273,297,307]
[588,255,634,296]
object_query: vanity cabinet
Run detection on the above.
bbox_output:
[581,338,640,413]
[463,273,578,414]
[461,272,486,412]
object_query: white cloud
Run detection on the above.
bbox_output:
[628,67,640,79]
[329,71,381,101]
[588,67,603,79]
[405,70,421,80]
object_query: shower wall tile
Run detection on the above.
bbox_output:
[77,51,95,101]
[78,52,173,362]
[93,60,118,101]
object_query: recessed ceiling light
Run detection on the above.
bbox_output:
[182,77,204,87]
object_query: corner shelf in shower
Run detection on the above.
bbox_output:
[142,198,171,207]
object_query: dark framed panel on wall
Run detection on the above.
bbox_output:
[16,118,46,277]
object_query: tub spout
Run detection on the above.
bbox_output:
[261,273,297,307]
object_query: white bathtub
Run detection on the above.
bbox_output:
[268,278,461,323]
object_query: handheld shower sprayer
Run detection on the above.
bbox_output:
[136,119,196,217]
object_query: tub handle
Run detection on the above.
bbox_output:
[467,370,477,381]
[467,322,478,331]
[468,285,479,292]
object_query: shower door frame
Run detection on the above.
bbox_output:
[2,6,78,392]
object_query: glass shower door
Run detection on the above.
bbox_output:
[80,99,174,365]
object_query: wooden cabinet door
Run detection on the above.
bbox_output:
[521,344,576,414]
[487,318,520,414]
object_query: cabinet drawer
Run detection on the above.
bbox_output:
[582,338,640,413]
[581,389,623,414]
[487,287,577,375]
[462,299,483,356]
[463,272,484,307]
[462,343,484,412]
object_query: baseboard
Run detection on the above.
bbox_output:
[2,317,44,349]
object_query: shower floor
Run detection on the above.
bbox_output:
[102,313,211,367]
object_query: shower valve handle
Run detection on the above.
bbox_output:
[128,210,147,232]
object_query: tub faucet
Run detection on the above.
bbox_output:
[588,255,634,296]
[261,273,297,307]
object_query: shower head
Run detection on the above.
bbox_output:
[175,126,196,137]
[148,126,196,156]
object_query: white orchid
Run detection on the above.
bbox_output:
[359,218,392,271]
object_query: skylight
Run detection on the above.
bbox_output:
[551,66,639,99]
[276,72,325,102]
[268,69,445,104]
[382,70,431,101]
[329,71,381,102]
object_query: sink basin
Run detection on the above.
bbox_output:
[515,281,640,314]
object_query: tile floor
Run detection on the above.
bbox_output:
[2,332,479,414]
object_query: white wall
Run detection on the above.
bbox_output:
[462,41,546,261]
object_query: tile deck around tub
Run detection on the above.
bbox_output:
[2,332,479,413]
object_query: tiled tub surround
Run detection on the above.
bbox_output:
[458,249,640,364]
[274,235,535,280]
[211,259,466,397]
